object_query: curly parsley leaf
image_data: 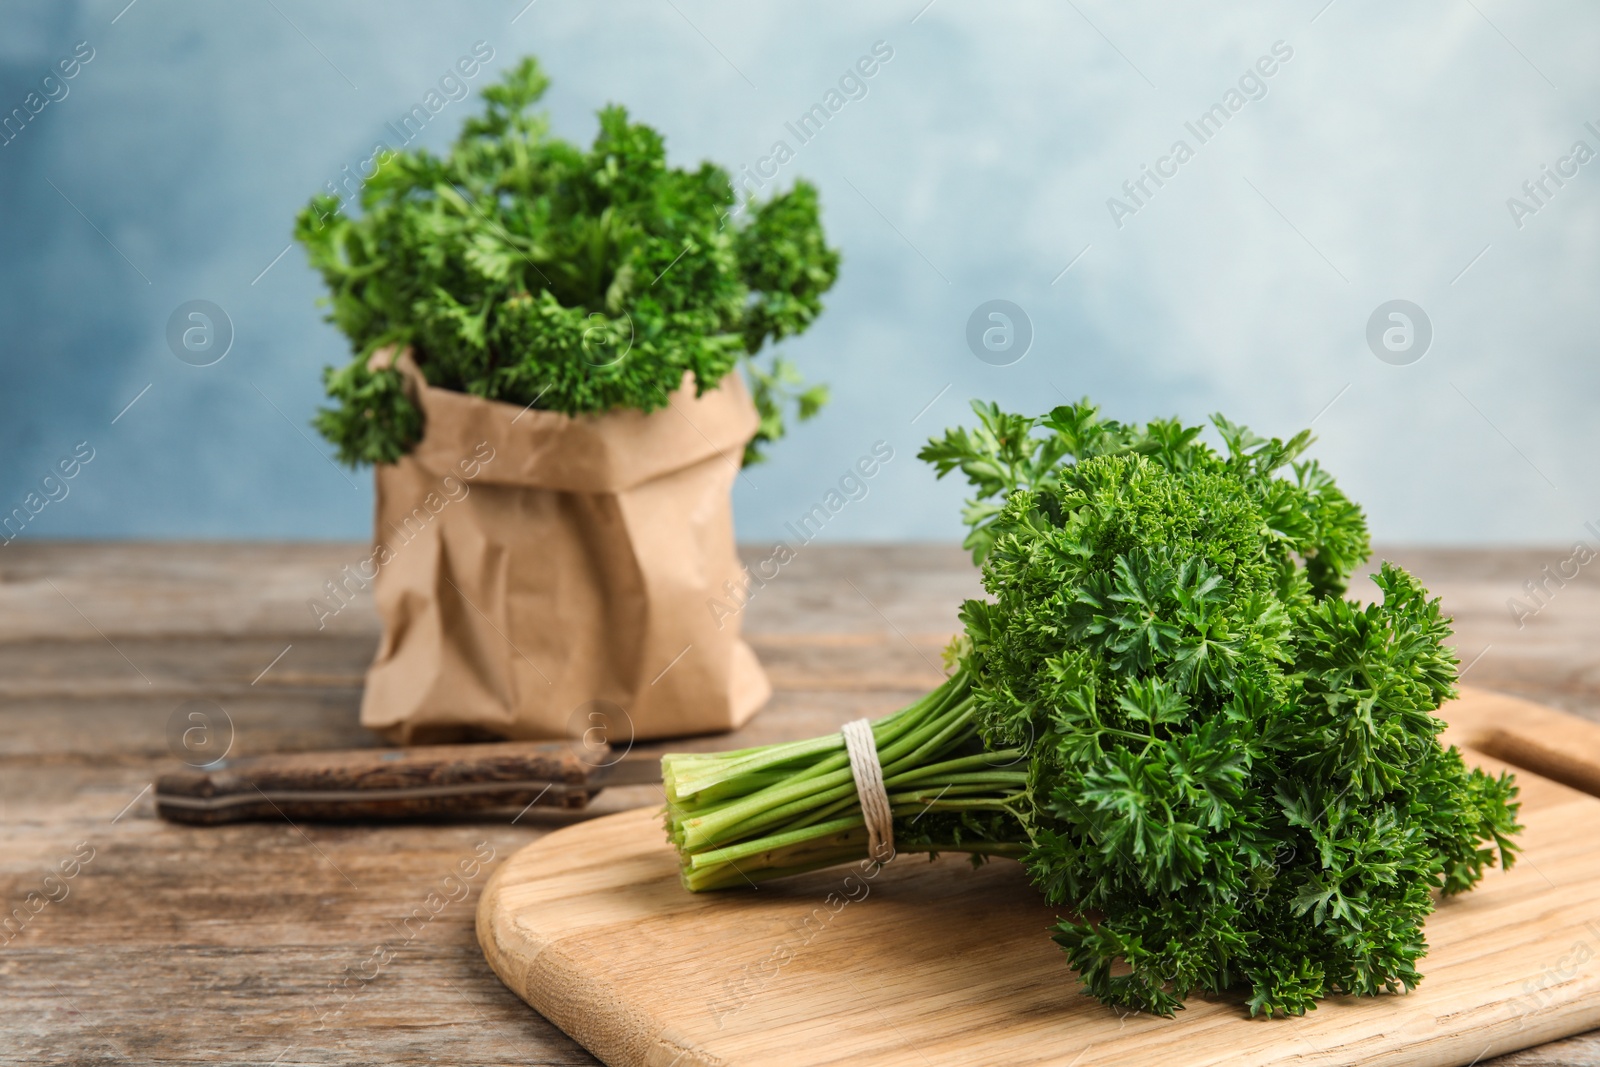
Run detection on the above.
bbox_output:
[296,57,838,466]
[667,398,1521,1020]
[951,401,1520,1017]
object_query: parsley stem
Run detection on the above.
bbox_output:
[663,668,1031,889]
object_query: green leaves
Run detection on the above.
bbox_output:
[919,397,1372,598]
[743,353,829,465]
[919,400,1075,562]
[1116,677,1189,728]
[663,396,1519,1021]
[312,361,421,467]
[931,400,1521,1018]
[297,56,838,466]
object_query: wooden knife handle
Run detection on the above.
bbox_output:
[155,740,603,825]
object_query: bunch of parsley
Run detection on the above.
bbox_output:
[664,399,1520,1018]
[295,57,838,466]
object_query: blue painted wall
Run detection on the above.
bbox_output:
[2,1,1596,545]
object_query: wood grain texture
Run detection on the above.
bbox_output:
[2,543,1598,1066]
[479,688,1600,1067]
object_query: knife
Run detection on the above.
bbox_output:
[155,740,662,825]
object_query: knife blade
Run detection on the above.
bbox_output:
[155,740,663,824]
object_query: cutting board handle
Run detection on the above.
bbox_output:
[1445,686,1600,799]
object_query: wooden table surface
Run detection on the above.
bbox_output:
[2,543,1597,1067]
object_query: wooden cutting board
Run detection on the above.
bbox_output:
[476,687,1600,1067]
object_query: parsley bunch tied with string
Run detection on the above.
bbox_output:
[665,398,1521,1018]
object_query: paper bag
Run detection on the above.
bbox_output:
[359,353,770,744]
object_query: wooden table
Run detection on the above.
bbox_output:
[2,543,1597,1066]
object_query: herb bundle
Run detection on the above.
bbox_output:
[296,57,839,466]
[664,400,1521,1017]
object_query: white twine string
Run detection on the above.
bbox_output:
[841,718,894,864]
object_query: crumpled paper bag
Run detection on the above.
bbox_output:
[360,351,769,744]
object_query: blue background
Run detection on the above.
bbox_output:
[2,1,1596,545]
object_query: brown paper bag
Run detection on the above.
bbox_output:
[359,353,770,744]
